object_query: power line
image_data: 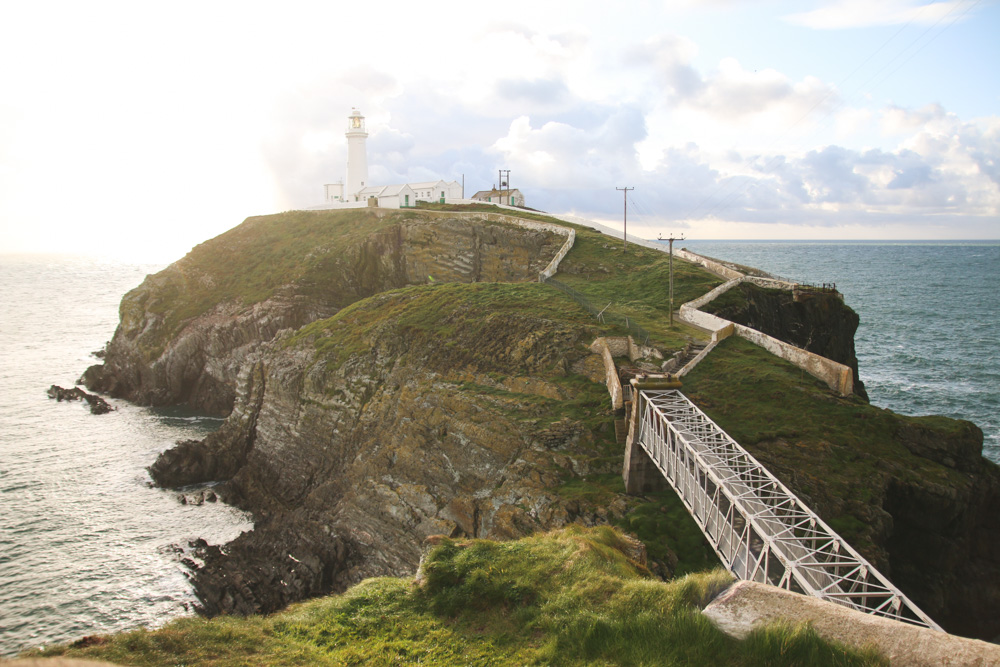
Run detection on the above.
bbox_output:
[674,0,981,224]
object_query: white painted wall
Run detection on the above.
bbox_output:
[675,274,855,396]
[324,183,344,203]
[345,110,368,199]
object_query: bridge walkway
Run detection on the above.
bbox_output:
[628,385,941,631]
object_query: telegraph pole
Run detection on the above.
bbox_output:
[659,232,686,326]
[499,169,511,205]
[616,186,633,252]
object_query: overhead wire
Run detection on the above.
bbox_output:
[671,0,981,225]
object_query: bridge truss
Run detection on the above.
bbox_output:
[634,388,941,630]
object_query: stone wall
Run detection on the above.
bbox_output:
[676,271,855,397]
[589,337,624,412]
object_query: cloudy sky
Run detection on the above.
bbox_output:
[1,0,997,260]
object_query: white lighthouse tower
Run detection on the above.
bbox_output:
[345,108,368,200]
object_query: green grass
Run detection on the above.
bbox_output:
[30,526,886,666]
[126,208,405,359]
[286,281,618,377]
[412,205,725,353]
[127,204,721,361]
[680,335,968,555]
[555,228,724,350]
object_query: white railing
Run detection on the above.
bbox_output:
[634,388,941,631]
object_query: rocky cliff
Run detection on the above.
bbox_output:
[86,208,1000,640]
[700,281,868,399]
[151,282,637,615]
[82,210,566,415]
[83,208,654,617]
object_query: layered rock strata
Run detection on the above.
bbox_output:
[151,284,634,615]
[82,212,566,415]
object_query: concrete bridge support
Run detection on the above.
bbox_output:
[623,377,681,495]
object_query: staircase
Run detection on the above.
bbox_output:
[662,340,707,374]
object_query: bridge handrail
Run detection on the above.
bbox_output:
[634,388,941,631]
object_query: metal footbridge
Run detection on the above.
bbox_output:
[630,386,941,630]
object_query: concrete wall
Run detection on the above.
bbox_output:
[324,183,344,203]
[734,324,853,395]
[676,275,854,396]
[704,581,1000,666]
[305,200,370,210]
[589,338,624,412]
[678,303,734,334]
[675,248,744,281]
[744,276,797,290]
[538,227,575,280]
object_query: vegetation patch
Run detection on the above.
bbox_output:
[131,209,404,358]
[555,229,724,351]
[31,527,885,666]
[681,335,967,555]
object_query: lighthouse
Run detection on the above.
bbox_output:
[345,108,368,200]
[318,108,464,209]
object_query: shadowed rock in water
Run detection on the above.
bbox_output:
[46,385,114,415]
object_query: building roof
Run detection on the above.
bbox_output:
[471,188,522,199]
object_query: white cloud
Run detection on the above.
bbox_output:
[784,0,967,29]
[1,0,997,256]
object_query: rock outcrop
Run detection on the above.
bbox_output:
[154,283,636,614]
[883,421,1000,641]
[701,282,868,399]
[46,385,114,414]
[82,211,566,415]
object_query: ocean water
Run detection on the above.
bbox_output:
[0,243,997,656]
[680,240,999,463]
[0,255,252,658]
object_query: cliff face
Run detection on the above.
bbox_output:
[884,419,1000,640]
[702,283,868,399]
[83,211,566,415]
[150,283,635,616]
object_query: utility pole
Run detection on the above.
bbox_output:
[499,169,510,205]
[616,186,633,252]
[660,233,686,326]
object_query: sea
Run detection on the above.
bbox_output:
[0,242,997,656]
[0,255,252,658]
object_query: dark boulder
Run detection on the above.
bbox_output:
[46,384,114,415]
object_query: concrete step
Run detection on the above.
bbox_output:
[615,419,628,445]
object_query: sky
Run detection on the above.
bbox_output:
[1,0,998,261]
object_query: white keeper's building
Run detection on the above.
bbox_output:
[319,109,463,209]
